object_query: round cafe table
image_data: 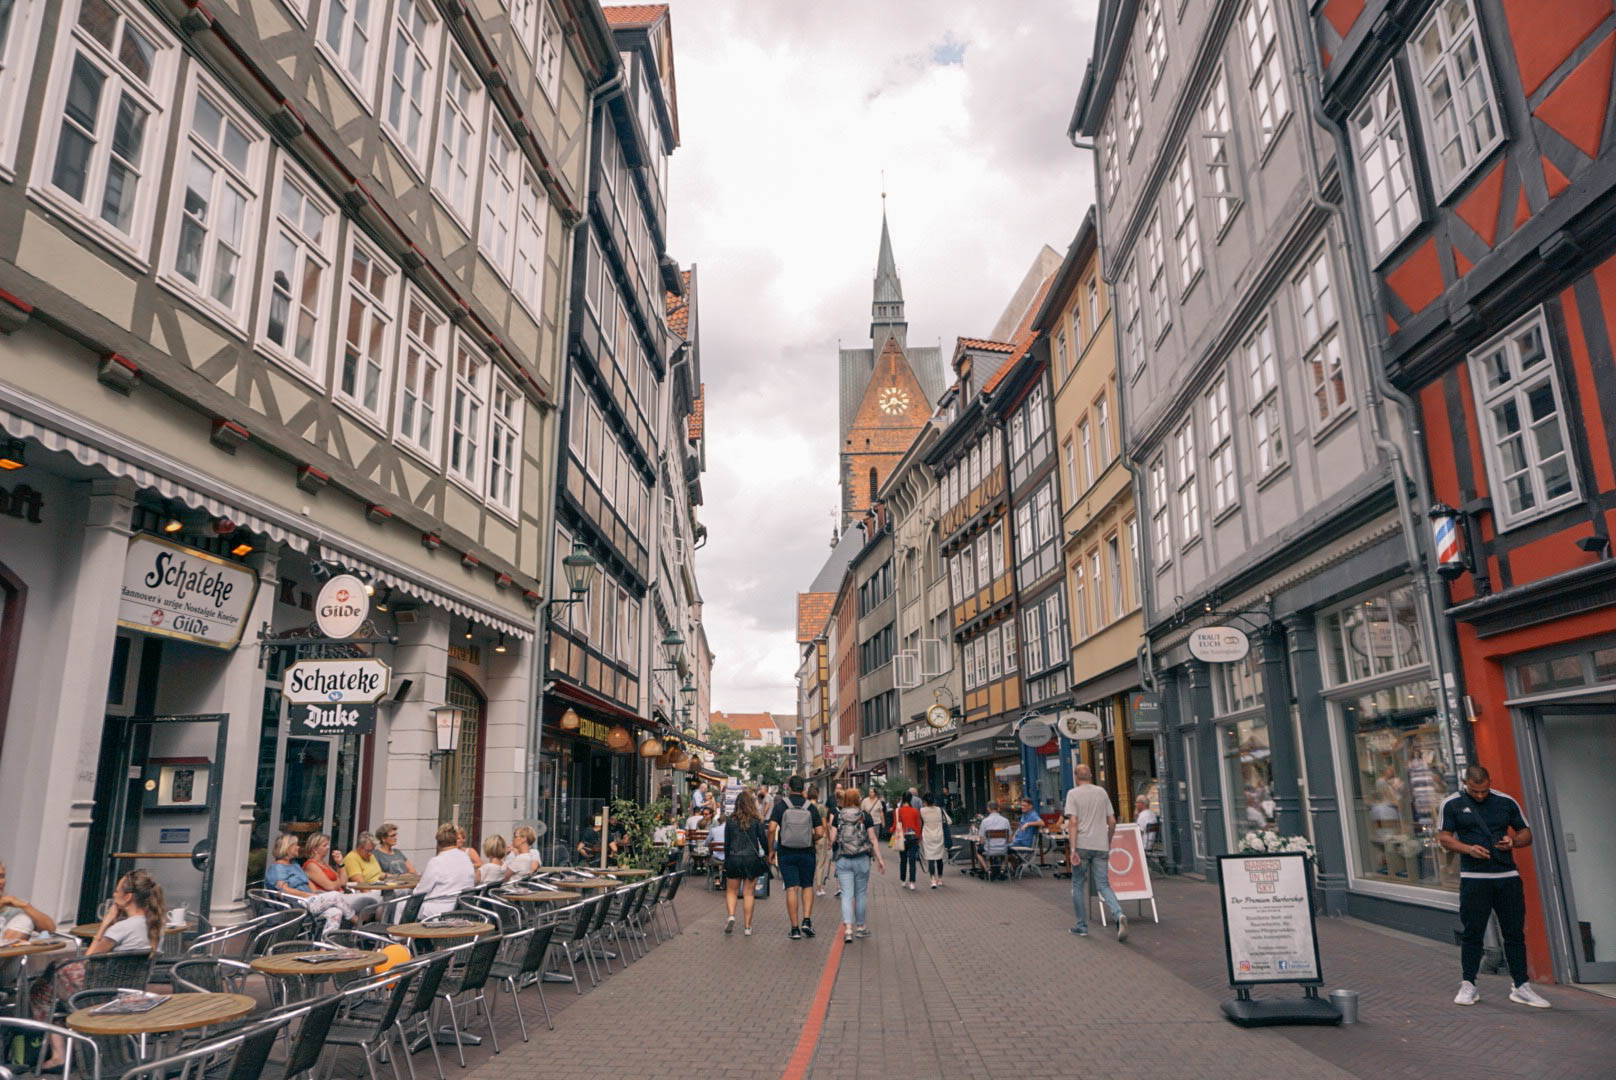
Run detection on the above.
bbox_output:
[599,868,654,878]
[71,922,194,940]
[349,875,419,891]
[0,939,72,961]
[503,890,582,904]
[386,920,495,940]
[66,992,256,1037]
[553,879,617,891]
[2,939,75,1019]
[249,949,384,977]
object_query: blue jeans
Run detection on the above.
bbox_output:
[836,855,871,927]
[1071,848,1123,931]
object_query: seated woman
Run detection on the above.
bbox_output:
[479,836,510,884]
[456,828,484,871]
[503,826,540,878]
[0,858,57,943]
[31,871,163,1071]
[265,833,363,933]
[413,824,476,919]
[302,833,380,923]
[374,824,417,877]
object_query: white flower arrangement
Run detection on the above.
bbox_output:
[1239,829,1316,861]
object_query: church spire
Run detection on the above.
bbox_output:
[870,200,907,349]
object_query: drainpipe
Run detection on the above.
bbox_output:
[1278,0,1469,767]
[526,66,628,821]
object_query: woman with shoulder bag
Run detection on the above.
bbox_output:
[919,792,952,889]
[896,794,922,891]
[722,791,769,937]
[831,787,886,943]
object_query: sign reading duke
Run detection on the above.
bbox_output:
[119,534,259,649]
[284,658,392,704]
[289,701,377,736]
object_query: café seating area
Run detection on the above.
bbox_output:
[0,861,688,1080]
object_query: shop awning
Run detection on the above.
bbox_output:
[0,390,535,641]
[933,720,1015,765]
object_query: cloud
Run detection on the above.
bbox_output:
[669,1,1100,712]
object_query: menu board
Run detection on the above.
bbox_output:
[1217,853,1322,986]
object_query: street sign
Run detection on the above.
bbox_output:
[1056,710,1103,741]
[1017,717,1053,748]
[289,701,377,736]
[315,574,370,639]
[1189,626,1250,663]
[284,658,392,704]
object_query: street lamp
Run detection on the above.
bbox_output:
[561,541,599,596]
[680,680,697,711]
[430,705,464,764]
[660,628,686,669]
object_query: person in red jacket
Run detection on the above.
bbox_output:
[896,789,923,891]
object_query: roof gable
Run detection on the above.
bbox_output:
[847,338,934,439]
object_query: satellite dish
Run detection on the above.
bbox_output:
[517,819,548,840]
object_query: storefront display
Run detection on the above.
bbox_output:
[1220,716,1275,843]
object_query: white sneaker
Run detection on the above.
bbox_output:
[907,882,916,891]
[1454,980,1479,1006]
[1509,983,1551,1009]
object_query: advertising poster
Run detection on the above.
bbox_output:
[1107,823,1154,901]
[1218,852,1322,985]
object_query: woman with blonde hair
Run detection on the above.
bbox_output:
[301,833,379,921]
[831,787,885,943]
[721,790,769,937]
[505,825,540,877]
[267,833,364,931]
[479,836,510,883]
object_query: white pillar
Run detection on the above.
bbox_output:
[379,610,449,866]
[480,636,533,837]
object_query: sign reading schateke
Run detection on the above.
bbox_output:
[119,534,259,649]
[283,658,392,704]
[1218,852,1322,985]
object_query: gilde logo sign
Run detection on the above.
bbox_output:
[316,574,370,639]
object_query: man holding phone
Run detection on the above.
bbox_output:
[1437,764,1550,1009]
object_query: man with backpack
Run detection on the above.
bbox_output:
[769,774,825,939]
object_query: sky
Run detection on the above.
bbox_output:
[666,1,1101,713]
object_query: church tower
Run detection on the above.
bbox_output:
[837,208,946,530]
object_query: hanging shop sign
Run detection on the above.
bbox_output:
[1217,852,1322,986]
[1128,692,1164,736]
[1189,626,1250,664]
[283,658,392,704]
[1017,717,1053,748]
[119,534,259,649]
[991,735,1019,753]
[1056,710,1103,741]
[289,701,377,736]
[315,575,370,639]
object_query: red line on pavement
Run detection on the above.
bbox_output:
[780,927,845,1080]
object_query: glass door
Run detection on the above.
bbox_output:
[1184,732,1205,861]
[1535,708,1616,983]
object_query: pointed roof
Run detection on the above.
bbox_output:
[873,210,903,304]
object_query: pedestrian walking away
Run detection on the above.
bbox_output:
[723,790,770,936]
[769,774,825,939]
[831,786,886,942]
[1065,765,1126,941]
[815,785,837,897]
[896,792,923,890]
[918,791,952,888]
[1438,764,1551,1009]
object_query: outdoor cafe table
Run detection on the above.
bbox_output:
[66,992,256,1038]
[349,875,419,891]
[2,939,73,1018]
[548,878,618,891]
[70,922,194,940]
[503,890,583,904]
[387,920,495,941]
[598,868,654,878]
[250,949,384,1001]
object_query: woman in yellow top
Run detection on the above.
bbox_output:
[341,832,386,883]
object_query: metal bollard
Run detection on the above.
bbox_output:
[1329,988,1360,1024]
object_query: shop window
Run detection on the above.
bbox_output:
[1321,581,1424,684]
[1220,715,1275,845]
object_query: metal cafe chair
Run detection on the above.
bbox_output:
[320,965,421,1080]
[981,829,1012,880]
[432,935,502,1064]
[547,898,602,993]
[486,924,556,1039]
[65,990,143,1077]
[652,872,685,937]
[0,1017,101,1080]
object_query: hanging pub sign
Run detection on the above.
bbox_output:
[1189,626,1250,663]
[1128,692,1164,735]
[284,658,392,704]
[119,534,259,649]
[289,701,377,736]
[315,574,370,639]
[1056,710,1103,741]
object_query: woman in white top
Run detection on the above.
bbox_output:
[919,792,953,889]
[32,870,164,1069]
[479,836,511,884]
[413,824,477,918]
[504,826,540,878]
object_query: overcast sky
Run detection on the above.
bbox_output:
[666,1,1101,713]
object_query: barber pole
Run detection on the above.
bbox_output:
[1429,503,1465,580]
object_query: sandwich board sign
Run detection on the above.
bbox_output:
[1093,824,1157,927]
[1216,852,1340,1026]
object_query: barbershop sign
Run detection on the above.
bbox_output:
[284,658,391,737]
[119,534,259,649]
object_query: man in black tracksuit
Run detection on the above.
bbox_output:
[1437,764,1550,1009]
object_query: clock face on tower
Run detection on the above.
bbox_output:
[879,387,911,415]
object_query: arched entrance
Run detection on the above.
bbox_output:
[0,557,24,756]
[438,674,486,841]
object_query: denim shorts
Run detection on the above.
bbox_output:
[777,848,817,889]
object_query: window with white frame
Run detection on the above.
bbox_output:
[449,335,489,490]
[1245,318,1286,473]
[948,547,963,604]
[1242,0,1289,147]
[507,0,536,61]
[1126,517,1139,601]
[1206,376,1236,514]
[987,625,1003,680]
[1143,0,1167,88]
[1174,418,1200,543]
[1146,213,1169,338]
[1106,533,1124,617]
[586,397,604,479]
[260,157,336,379]
[1171,150,1202,287]
[395,286,448,460]
[1123,59,1143,155]
[1201,67,1238,231]
[975,638,989,687]
[1087,277,1099,335]
[1055,328,1068,382]
[1294,245,1349,428]
[0,0,45,173]
[536,1,562,102]
[1004,619,1018,673]
[567,372,588,462]
[337,234,398,423]
[1095,392,1112,464]
[1083,548,1102,628]
[1043,592,1065,665]
[37,0,178,257]
[1078,418,1093,491]
[976,532,990,588]
[959,544,975,596]
[164,71,265,329]
[1468,309,1579,529]
[1072,558,1089,639]
[432,46,480,226]
[512,164,548,315]
[1123,259,1143,377]
[990,519,1006,580]
[488,372,522,515]
[1150,455,1171,567]
[1101,117,1120,201]
[481,115,519,280]
[1353,69,1420,259]
[382,0,436,167]
[1022,608,1044,672]
[319,0,381,99]
[1408,0,1501,196]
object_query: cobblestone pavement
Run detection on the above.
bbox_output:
[447,867,1616,1080]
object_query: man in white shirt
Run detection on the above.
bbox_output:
[1065,766,1126,941]
[1134,796,1160,852]
[975,802,1013,878]
[413,823,476,919]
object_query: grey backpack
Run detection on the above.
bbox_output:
[780,797,815,849]
[836,807,872,857]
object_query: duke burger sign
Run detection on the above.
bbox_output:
[284,658,390,737]
[119,534,259,649]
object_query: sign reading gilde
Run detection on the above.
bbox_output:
[1188,626,1251,663]
[284,658,392,704]
[119,534,259,649]
[316,574,370,639]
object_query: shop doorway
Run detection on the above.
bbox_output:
[1528,705,1615,984]
[437,674,485,840]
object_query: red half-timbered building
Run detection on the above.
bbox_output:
[1315,0,1616,985]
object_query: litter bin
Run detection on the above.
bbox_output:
[1329,988,1359,1024]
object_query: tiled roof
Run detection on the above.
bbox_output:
[797,591,834,642]
[665,273,691,337]
[957,337,1015,353]
[603,4,666,28]
[687,383,704,441]
[709,711,778,739]
[981,274,1057,394]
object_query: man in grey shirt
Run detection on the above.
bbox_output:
[1064,765,1126,941]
